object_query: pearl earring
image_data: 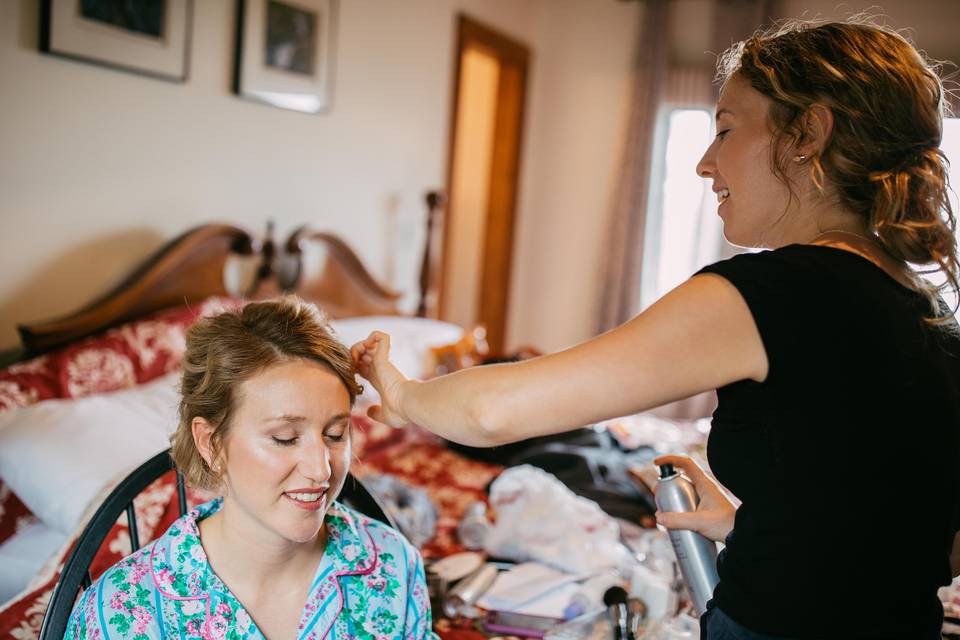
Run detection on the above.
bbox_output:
[792,154,807,163]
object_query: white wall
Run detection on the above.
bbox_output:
[0,0,645,356]
[506,0,642,352]
[0,0,551,350]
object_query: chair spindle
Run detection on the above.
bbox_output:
[125,503,140,551]
[176,471,187,517]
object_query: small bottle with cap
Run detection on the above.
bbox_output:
[456,501,491,550]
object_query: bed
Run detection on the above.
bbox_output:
[0,223,504,639]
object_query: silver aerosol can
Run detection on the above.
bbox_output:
[655,463,720,615]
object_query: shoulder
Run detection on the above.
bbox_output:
[337,501,416,550]
[332,501,422,571]
[66,543,160,638]
[694,244,848,310]
[698,244,828,280]
[65,502,217,638]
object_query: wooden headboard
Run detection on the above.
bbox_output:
[16,224,403,354]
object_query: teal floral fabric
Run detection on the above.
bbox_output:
[65,498,436,639]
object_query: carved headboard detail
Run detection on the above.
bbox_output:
[16,224,402,354]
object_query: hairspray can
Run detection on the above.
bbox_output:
[654,463,719,615]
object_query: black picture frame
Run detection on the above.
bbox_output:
[39,0,193,83]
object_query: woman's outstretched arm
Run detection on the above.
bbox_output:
[352,273,767,447]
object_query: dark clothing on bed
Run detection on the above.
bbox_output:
[696,244,960,639]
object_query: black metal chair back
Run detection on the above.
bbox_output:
[39,448,395,640]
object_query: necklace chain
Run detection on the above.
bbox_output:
[811,228,875,244]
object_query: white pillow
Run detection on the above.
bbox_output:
[329,316,464,381]
[0,372,180,535]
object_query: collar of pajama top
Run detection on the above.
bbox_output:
[152,497,379,639]
[69,497,434,640]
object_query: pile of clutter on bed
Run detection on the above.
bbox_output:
[362,412,714,639]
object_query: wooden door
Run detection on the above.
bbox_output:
[438,15,529,355]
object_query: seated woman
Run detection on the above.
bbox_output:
[66,297,436,639]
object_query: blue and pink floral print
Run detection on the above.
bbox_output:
[65,498,435,639]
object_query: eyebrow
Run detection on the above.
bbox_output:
[324,414,351,428]
[715,108,733,121]
[265,413,351,428]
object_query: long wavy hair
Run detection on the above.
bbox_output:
[717,17,958,322]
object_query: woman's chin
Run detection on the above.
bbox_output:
[721,226,765,250]
[280,521,326,545]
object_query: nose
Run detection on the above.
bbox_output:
[697,139,717,178]
[299,437,332,484]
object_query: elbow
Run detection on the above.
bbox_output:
[469,385,511,447]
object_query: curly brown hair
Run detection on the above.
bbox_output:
[170,296,362,490]
[717,16,958,321]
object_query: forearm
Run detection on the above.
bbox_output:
[398,364,511,446]
[363,274,765,446]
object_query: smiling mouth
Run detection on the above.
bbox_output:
[717,188,730,204]
[282,489,329,511]
[285,491,325,503]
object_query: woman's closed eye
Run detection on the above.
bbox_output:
[272,435,298,446]
[324,430,347,442]
[715,129,730,140]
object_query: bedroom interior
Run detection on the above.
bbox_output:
[1,0,960,638]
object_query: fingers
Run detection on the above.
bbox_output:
[655,509,705,533]
[654,454,711,484]
[351,331,394,375]
[368,331,391,362]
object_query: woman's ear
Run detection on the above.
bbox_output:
[191,417,218,471]
[798,103,834,156]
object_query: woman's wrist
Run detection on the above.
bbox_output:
[394,378,418,425]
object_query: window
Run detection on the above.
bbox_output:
[640,108,721,311]
[944,119,960,213]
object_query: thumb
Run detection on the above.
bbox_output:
[655,510,704,533]
[367,404,383,423]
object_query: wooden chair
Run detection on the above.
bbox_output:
[38,449,395,640]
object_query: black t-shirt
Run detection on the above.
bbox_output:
[696,244,960,639]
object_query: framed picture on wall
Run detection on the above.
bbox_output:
[233,0,337,114]
[39,0,193,83]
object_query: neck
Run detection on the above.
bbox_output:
[769,200,871,248]
[200,498,327,589]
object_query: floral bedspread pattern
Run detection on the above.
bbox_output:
[0,299,503,639]
[0,297,240,545]
[64,498,435,640]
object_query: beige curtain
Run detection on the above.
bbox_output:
[597,0,773,333]
[596,0,670,332]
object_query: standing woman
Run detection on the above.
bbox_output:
[354,19,960,640]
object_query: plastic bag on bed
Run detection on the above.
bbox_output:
[360,473,438,548]
[483,464,634,575]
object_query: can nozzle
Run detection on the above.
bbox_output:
[658,463,676,479]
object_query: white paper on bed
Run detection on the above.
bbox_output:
[0,373,180,535]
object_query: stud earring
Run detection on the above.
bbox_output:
[792,154,807,163]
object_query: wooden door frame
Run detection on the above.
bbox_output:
[438,14,530,354]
